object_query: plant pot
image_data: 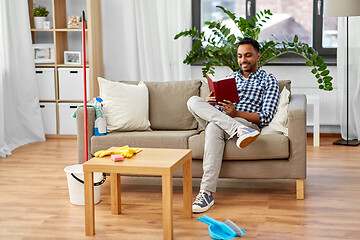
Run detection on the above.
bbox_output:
[34,17,46,29]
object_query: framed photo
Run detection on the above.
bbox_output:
[67,16,80,28]
[64,51,81,65]
[33,44,55,63]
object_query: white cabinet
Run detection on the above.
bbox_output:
[59,102,82,135]
[39,103,57,135]
[35,67,91,135]
[58,68,90,101]
[35,68,55,100]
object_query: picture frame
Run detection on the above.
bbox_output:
[33,44,55,63]
[64,51,81,65]
[67,16,80,28]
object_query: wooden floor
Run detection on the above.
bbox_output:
[0,137,359,239]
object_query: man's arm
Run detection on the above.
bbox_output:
[217,100,260,124]
[235,110,260,124]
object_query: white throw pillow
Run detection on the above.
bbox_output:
[261,86,290,136]
[98,77,151,132]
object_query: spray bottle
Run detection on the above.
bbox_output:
[94,97,107,136]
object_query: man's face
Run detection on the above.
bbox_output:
[237,44,260,75]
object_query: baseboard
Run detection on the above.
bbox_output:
[307,133,341,138]
[45,134,77,139]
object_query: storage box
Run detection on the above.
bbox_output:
[35,68,56,100]
[39,102,57,134]
[59,102,82,135]
[58,68,90,100]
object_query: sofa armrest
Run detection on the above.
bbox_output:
[287,94,307,179]
[76,107,96,164]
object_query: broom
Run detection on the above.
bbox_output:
[82,10,88,162]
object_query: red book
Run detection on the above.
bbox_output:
[206,74,240,103]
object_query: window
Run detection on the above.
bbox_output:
[193,0,336,61]
[313,0,337,56]
[256,0,313,44]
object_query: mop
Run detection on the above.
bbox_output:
[82,10,88,162]
[81,10,106,185]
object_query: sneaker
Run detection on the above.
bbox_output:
[236,127,260,149]
[192,190,214,213]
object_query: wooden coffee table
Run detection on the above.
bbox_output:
[83,147,192,239]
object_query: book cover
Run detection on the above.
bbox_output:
[206,74,240,103]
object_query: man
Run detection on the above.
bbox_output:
[187,37,280,213]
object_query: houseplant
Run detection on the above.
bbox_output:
[33,5,49,29]
[175,6,333,91]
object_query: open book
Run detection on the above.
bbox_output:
[206,74,240,103]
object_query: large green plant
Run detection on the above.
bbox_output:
[175,6,333,91]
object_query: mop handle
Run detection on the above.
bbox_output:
[82,10,88,162]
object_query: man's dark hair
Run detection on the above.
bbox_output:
[238,37,260,53]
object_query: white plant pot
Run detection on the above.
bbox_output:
[34,17,47,29]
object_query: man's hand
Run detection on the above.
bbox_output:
[206,92,217,106]
[218,100,236,117]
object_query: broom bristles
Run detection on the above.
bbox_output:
[224,219,246,237]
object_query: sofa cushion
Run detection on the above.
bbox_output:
[98,78,151,132]
[262,86,290,136]
[278,80,291,95]
[144,80,201,130]
[91,130,199,154]
[200,79,210,99]
[109,80,201,130]
[189,131,289,160]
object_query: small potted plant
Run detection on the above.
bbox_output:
[33,5,49,29]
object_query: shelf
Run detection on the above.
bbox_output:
[31,28,55,32]
[39,100,57,103]
[39,100,85,103]
[58,100,84,103]
[31,28,87,32]
[35,63,55,67]
[57,64,89,67]
[56,28,88,32]
[35,64,89,67]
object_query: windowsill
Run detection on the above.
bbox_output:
[191,54,337,67]
[265,54,337,66]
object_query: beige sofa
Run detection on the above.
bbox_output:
[76,80,307,199]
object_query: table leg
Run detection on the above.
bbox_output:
[182,158,192,219]
[162,175,173,240]
[111,173,121,214]
[84,171,95,236]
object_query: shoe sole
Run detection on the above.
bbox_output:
[192,200,214,213]
[237,131,260,149]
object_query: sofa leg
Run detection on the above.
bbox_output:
[296,179,304,200]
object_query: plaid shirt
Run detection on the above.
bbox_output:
[216,68,280,127]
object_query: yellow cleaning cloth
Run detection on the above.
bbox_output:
[94,145,142,158]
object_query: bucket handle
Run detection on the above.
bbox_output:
[71,172,107,186]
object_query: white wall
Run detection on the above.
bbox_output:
[192,65,340,133]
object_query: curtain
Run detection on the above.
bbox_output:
[0,0,45,157]
[337,17,360,141]
[101,0,192,82]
